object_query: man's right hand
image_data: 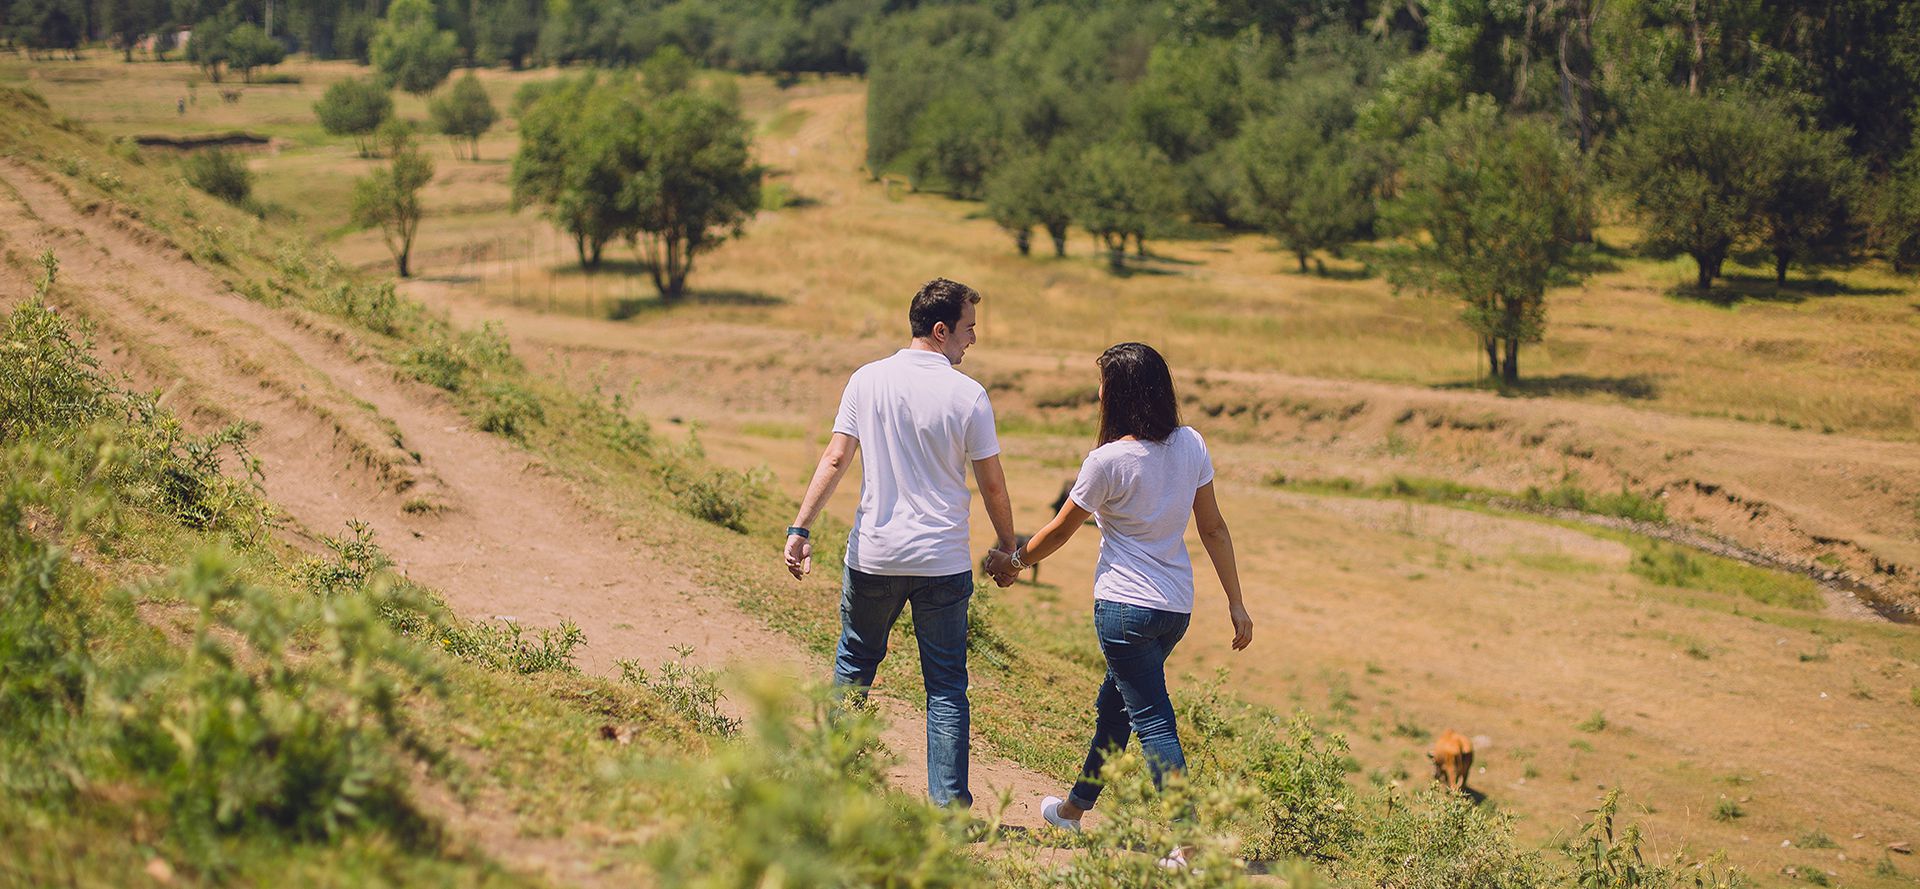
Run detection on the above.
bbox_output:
[983,549,1019,587]
[785,534,813,579]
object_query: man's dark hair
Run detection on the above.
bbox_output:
[1096,342,1180,445]
[909,277,981,338]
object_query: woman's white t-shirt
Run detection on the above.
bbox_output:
[1067,426,1214,614]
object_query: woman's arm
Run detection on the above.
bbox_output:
[1193,482,1253,650]
[1013,496,1093,568]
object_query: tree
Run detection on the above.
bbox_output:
[627,91,763,300]
[510,75,634,270]
[1233,119,1376,273]
[351,125,434,278]
[1609,90,1777,291]
[370,0,458,95]
[985,149,1075,257]
[429,73,496,161]
[1387,97,1586,384]
[1869,150,1920,275]
[223,23,285,83]
[474,0,540,69]
[315,76,394,158]
[187,15,234,81]
[1071,142,1181,271]
[1756,123,1865,283]
[640,44,694,97]
[106,0,167,61]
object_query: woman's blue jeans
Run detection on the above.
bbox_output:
[1068,599,1191,811]
[833,567,973,808]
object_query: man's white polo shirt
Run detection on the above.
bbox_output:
[833,348,1000,576]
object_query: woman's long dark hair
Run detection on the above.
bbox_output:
[1096,342,1180,445]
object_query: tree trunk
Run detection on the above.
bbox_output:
[1048,223,1068,257]
[1502,337,1519,384]
[1134,233,1147,257]
[1774,251,1790,285]
[396,247,410,278]
[574,233,589,267]
[1296,251,1310,273]
[1484,335,1500,378]
[1014,228,1031,256]
[1694,253,1715,290]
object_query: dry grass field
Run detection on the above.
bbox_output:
[8,54,1920,886]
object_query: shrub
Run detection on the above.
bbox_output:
[115,548,439,859]
[314,76,394,158]
[1343,788,1549,888]
[1578,711,1608,733]
[647,679,982,887]
[0,256,116,444]
[435,618,584,674]
[477,381,543,438]
[620,650,739,737]
[294,521,392,599]
[181,150,253,205]
[1710,799,1744,822]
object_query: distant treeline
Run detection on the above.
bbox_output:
[1,0,875,72]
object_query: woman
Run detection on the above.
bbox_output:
[992,342,1253,867]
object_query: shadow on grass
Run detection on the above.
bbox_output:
[1437,374,1659,400]
[606,288,785,319]
[1666,273,1905,306]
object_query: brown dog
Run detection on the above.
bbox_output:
[1428,729,1474,793]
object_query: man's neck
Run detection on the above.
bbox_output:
[907,338,941,354]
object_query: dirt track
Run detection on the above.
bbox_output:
[0,157,1064,881]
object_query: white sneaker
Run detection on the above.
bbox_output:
[1040,796,1081,833]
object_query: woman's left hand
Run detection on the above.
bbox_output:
[1228,603,1253,650]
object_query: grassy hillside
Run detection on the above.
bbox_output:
[4,56,1919,888]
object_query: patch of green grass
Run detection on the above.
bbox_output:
[1577,711,1608,733]
[1796,831,1836,849]
[1710,799,1745,822]
[1629,540,1823,610]
[740,420,807,439]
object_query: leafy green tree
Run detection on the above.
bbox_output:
[1387,97,1586,384]
[1870,150,1920,275]
[187,15,235,82]
[1231,70,1379,274]
[627,91,763,300]
[106,0,167,61]
[1756,123,1865,283]
[429,73,497,161]
[641,44,695,97]
[985,149,1075,257]
[510,76,635,269]
[1609,89,1777,291]
[371,0,459,95]
[1233,121,1375,273]
[315,76,394,158]
[1071,142,1181,272]
[223,23,285,83]
[905,89,1004,199]
[474,0,540,69]
[351,125,435,278]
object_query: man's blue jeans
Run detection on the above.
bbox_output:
[1068,598,1191,811]
[833,567,973,808]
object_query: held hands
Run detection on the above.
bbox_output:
[1228,603,1254,650]
[784,533,813,579]
[983,548,1020,587]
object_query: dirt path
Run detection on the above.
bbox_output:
[0,159,1065,876]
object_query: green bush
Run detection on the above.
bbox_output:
[620,651,739,738]
[658,433,763,532]
[648,680,982,887]
[0,258,116,444]
[1344,788,1548,888]
[181,149,253,206]
[435,618,584,674]
[477,381,543,438]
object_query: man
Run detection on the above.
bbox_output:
[784,277,1020,808]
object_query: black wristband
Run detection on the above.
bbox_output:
[786,526,810,539]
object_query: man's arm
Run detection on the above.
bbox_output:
[971,454,1020,555]
[786,432,858,579]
